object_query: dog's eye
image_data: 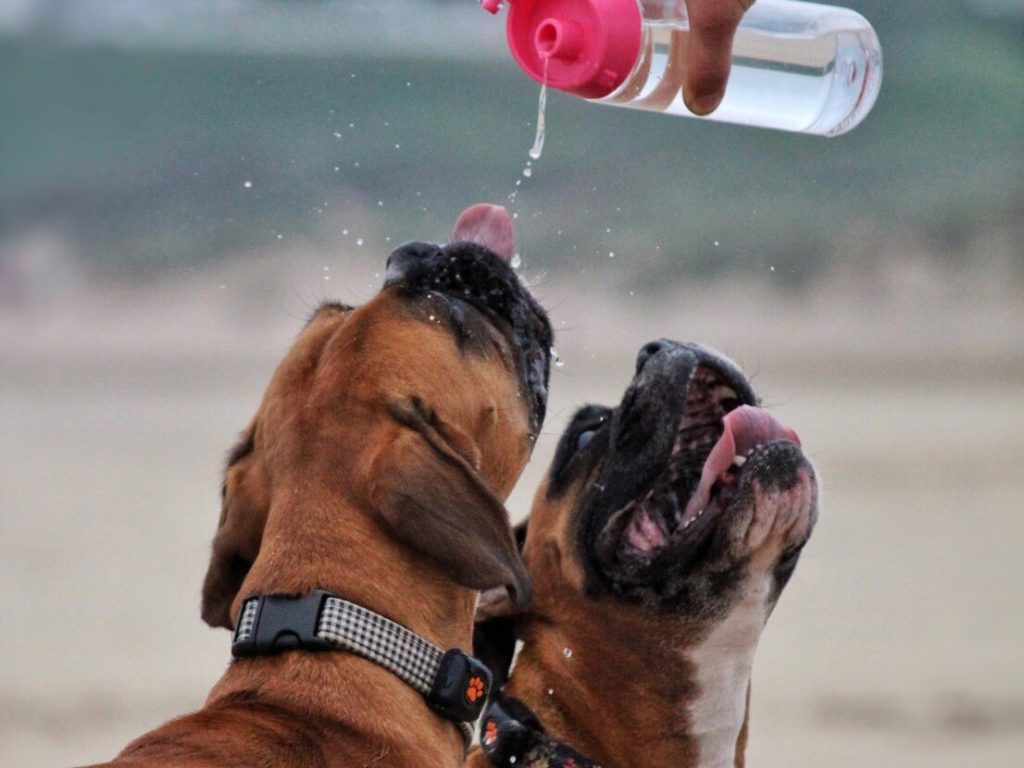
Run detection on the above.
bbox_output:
[575,430,596,452]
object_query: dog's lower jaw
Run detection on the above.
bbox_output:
[501,588,768,768]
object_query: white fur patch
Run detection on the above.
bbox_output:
[687,579,770,768]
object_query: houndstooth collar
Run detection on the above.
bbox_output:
[232,590,491,743]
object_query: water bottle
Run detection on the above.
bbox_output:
[481,0,882,136]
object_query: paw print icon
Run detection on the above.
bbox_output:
[465,675,487,703]
[482,719,499,748]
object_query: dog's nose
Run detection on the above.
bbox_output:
[384,241,441,285]
[636,340,670,373]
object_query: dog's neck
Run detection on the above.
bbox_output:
[506,582,770,768]
[242,492,476,648]
[209,493,476,762]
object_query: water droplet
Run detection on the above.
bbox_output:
[342,228,349,236]
[563,647,573,658]
[428,314,435,321]
[608,251,615,258]
[333,132,342,138]
[394,144,401,149]
[276,234,283,240]
[522,167,532,178]
[243,180,252,189]
[550,346,564,368]
[713,240,720,247]
[510,253,522,269]
[356,238,364,246]
[333,166,340,172]
[770,265,776,272]
[547,688,554,696]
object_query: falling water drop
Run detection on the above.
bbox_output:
[511,253,522,270]
[550,346,564,369]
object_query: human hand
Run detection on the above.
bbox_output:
[682,0,755,115]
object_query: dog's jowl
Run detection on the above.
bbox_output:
[87,204,552,768]
[471,340,818,768]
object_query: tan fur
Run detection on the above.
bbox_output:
[90,289,536,768]
[470,441,817,768]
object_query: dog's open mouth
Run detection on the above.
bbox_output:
[595,365,799,577]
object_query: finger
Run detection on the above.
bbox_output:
[682,0,751,115]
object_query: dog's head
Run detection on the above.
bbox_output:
[201,204,552,629]
[479,340,817,664]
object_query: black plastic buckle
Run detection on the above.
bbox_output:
[479,698,533,763]
[427,649,493,723]
[231,590,334,657]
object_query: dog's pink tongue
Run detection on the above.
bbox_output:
[451,204,515,263]
[683,406,800,519]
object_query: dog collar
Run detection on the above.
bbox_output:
[479,695,601,768]
[231,590,491,742]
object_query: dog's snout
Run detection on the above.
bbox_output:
[636,340,670,373]
[384,241,440,286]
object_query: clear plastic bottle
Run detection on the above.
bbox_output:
[483,0,883,136]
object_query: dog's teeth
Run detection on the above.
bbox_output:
[732,455,747,468]
[683,518,692,529]
[715,385,737,400]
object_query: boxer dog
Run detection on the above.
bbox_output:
[88,204,552,768]
[470,340,818,768]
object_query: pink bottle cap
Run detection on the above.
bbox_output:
[495,0,642,100]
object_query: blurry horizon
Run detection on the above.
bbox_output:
[1,0,1021,306]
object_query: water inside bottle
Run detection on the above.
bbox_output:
[599,6,881,136]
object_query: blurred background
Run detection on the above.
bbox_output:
[1,1,1021,765]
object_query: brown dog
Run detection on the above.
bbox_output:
[88,204,552,768]
[470,340,818,768]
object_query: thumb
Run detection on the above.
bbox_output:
[682,0,752,115]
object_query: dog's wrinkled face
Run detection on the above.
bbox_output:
[526,339,817,622]
[201,205,552,629]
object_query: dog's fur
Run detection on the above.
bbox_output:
[470,340,818,768]
[88,206,552,768]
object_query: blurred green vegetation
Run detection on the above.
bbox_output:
[0,0,1020,289]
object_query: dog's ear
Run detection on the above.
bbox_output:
[200,424,270,629]
[475,519,529,621]
[369,403,532,611]
[472,518,529,689]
